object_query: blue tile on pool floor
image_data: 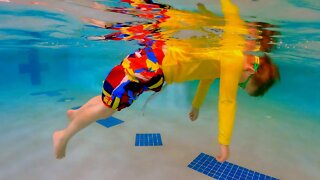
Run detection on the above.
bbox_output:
[96,117,124,128]
[135,133,163,146]
[188,153,278,180]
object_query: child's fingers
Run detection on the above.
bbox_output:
[189,112,195,121]
[216,155,226,163]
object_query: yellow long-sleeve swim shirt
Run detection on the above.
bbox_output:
[161,0,247,145]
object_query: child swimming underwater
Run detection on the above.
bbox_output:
[53,0,280,162]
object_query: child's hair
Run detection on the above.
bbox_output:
[250,54,280,97]
[255,22,279,53]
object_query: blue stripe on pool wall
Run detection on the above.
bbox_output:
[188,153,278,180]
[135,133,163,146]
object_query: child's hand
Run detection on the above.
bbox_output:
[216,144,230,163]
[189,106,199,121]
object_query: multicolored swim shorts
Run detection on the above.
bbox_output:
[102,44,165,111]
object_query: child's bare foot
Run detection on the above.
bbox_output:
[53,131,68,159]
[67,109,76,121]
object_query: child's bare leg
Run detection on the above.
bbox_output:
[53,95,116,159]
[67,95,102,121]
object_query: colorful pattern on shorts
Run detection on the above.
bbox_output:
[102,42,165,111]
[100,0,168,110]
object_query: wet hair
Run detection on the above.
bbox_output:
[255,22,279,53]
[249,54,280,97]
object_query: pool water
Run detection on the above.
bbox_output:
[0,0,319,179]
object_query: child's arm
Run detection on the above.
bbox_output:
[189,79,213,121]
[217,57,242,162]
[215,0,247,163]
[192,79,213,109]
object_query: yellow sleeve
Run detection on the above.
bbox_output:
[218,58,242,145]
[217,0,246,145]
[192,79,213,109]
